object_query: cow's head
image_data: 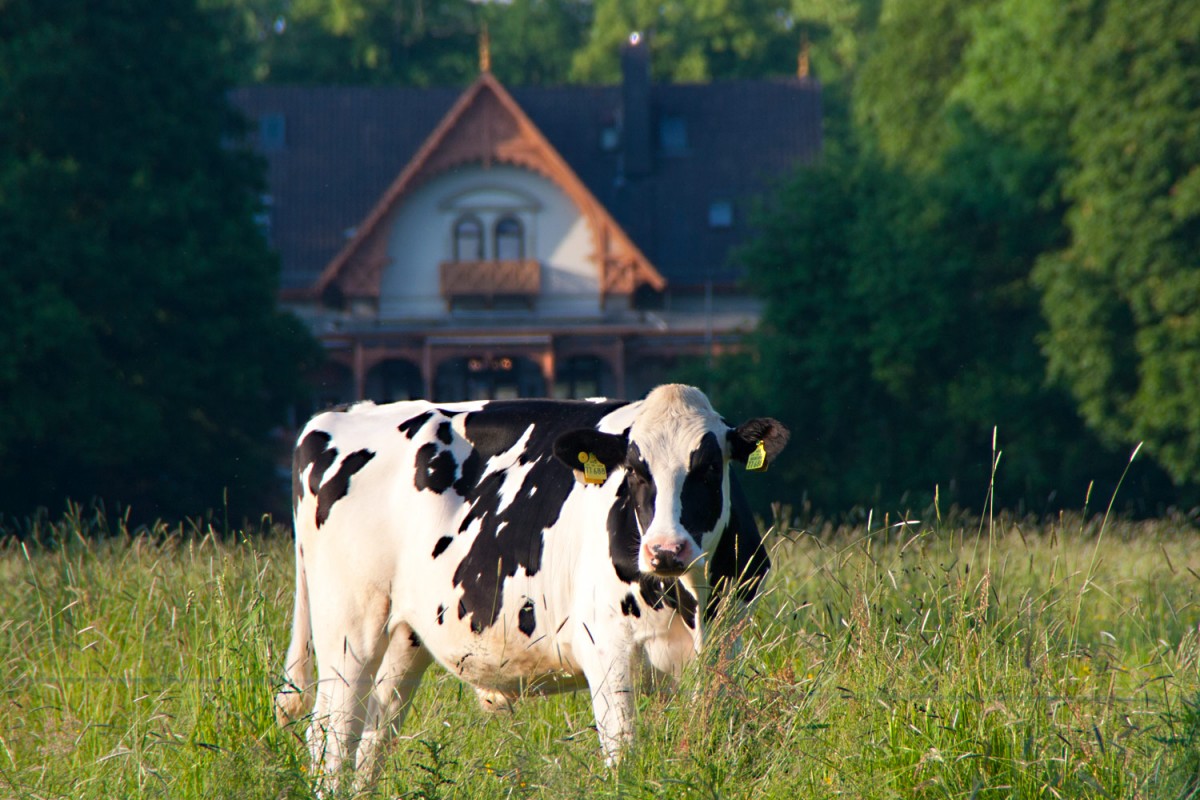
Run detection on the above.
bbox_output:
[554,385,789,578]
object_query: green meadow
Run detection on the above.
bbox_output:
[2,505,1198,798]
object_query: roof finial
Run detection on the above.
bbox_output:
[797,30,810,79]
[479,23,491,73]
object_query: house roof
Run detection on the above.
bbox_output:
[230,75,821,293]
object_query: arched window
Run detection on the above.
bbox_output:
[453,215,484,261]
[494,216,524,260]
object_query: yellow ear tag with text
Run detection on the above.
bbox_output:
[579,452,607,484]
[745,440,767,472]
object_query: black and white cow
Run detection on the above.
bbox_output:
[275,384,788,786]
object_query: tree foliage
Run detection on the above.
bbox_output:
[207,0,594,86]
[0,0,320,520]
[717,136,1131,513]
[570,0,799,83]
[1034,1,1200,485]
[707,0,1192,513]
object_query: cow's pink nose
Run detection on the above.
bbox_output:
[643,540,691,574]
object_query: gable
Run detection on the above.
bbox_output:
[377,164,604,318]
[311,73,665,305]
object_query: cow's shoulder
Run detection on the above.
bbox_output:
[446,399,632,634]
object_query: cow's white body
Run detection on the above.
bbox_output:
[276,385,786,788]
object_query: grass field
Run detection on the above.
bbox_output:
[2,504,1199,799]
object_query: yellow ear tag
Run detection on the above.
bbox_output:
[745,440,768,472]
[582,453,607,485]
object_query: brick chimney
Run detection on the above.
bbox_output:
[621,32,653,178]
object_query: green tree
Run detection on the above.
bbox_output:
[852,0,985,173]
[719,135,1127,513]
[706,0,1164,513]
[208,0,592,87]
[1034,0,1200,485]
[790,0,883,86]
[570,0,801,83]
[0,0,319,521]
[481,0,593,87]
[255,0,480,86]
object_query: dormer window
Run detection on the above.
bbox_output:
[494,216,525,260]
[453,215,484,261]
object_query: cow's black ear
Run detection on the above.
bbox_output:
[554,429,628,483]
[728,418,790,465]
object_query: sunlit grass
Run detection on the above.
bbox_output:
[1,504,1198,798]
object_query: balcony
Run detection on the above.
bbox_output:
[439,259,540,309]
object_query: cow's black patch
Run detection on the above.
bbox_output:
[451,400,627,633]
[308,445,339,499]
[620,593,641,618]
[431,535,453,559]
[626,441,657,535]
[436,604,446,625]
[408,630,422,648]
[292,430,333,509]
[397,411,434,439]
[315,449,375,528]
[518,599,537,637]
[679,431,724,541]
[453,449,484,497]
[437,421,453,444]
[705,469,770,621]
[414,442,457,494]
[607,478,641,583]
[639,577,698,629]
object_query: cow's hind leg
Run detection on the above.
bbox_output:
[354,622,432,785]
[307,592,391,790]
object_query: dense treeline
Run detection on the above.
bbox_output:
[2,0,1195,520]
[703,0,1199,514]
[203,0,864,86]
[0,0,320,522]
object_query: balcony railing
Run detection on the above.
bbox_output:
[439,259,540,309]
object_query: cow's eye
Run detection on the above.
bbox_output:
[627,467,650,486]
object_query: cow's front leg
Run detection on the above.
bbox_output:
[578,632,637,765]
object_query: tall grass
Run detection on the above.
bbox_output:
[1,504,1198,798]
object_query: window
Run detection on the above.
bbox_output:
[494,216,524,260]
[453,215,484,261]
[259,113,286,152]
[254,194,274,243]
[599,125,620,152]
[659,115,688,155]
[708,200,733,228]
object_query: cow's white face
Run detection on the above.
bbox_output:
[554,385,789,578]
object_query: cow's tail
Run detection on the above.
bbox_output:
[275,540,316,727]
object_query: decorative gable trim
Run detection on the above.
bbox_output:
[309,72,666,303]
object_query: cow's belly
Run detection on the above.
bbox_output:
[414,612,586,696]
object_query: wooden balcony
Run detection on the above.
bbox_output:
[439,259,540,309]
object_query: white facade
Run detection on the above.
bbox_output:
[378,164,602,320]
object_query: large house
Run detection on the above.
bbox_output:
[231,41,821,405]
